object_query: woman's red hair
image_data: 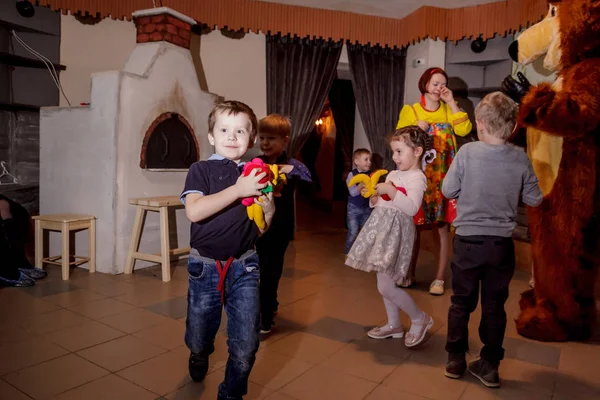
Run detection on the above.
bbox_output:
[418,67,449,94]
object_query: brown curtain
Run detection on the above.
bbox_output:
[329,79,355,177]
[328,79,356,201]
[266,34,343,157]
[347,44,406,170]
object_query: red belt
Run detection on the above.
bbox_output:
[216,257,234,302]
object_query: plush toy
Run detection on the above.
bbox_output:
[502,0,600,342]
[347,169,388,198]
[242,158,286,230]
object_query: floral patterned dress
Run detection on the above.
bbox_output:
[397,102,472,225]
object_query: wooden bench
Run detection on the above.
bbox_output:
[32,214,96,280]
[124,196,190,282]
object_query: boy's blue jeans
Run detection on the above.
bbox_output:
[345,203,372,254]
[185,250,260,400]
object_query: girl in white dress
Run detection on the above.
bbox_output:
[346,126,435,347]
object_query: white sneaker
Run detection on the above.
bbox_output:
[429,279,445,295]
[367,325,404,339]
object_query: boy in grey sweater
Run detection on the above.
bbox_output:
[442,92,542,388]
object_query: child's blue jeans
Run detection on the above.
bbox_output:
[345,203,372,254]
[185,250,260,399]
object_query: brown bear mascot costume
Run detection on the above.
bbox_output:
[503,0,600,342]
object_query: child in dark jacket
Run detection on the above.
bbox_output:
[256,114,311,334]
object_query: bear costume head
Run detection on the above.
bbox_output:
[511,1,600,69]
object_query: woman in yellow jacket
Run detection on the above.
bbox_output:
[397,67,473,295]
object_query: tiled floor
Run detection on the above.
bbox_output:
[1,202,600,399]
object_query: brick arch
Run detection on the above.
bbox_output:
[140,112,199,169]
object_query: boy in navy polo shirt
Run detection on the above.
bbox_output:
[181,100,275,400]
[345,148,372,255]
[255,114,312,334]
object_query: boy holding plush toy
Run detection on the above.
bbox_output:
[180,100,275,400]
[256,114,312,334]
[345,148,373,255]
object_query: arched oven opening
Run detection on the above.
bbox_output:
[140,112,198,170]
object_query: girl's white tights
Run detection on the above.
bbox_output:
[377,273,423,328]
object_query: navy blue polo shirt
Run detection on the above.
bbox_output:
[180,154,257,260]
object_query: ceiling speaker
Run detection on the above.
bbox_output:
[16,1,35,18]
[471,38,487,53]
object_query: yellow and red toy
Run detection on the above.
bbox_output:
[241,158,287,230]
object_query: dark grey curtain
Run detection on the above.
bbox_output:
[266,34,343,157]
[347,44,407,170]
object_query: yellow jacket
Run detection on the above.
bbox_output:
[396,102,472,137]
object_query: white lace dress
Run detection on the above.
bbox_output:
[345,169,427,281]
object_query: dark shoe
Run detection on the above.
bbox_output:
[19,267,47,280]
[260,320,273,335]
[0,271,35,287]
[445,353,467,379]
[188,353,209,382]
[218,395,242,400]
[468,358,500,388]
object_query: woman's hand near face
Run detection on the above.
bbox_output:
[440,87,454,103]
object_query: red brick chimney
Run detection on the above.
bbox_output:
[132,7,195,49]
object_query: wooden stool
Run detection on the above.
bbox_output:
[124,196,190,282]
[32,214,96,280]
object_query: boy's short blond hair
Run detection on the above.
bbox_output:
[258,114,291,138]
[353,148,371,159]
[208,100,258,147]
[475,92,518,140]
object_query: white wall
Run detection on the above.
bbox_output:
[59,15,136,107]
[199,30,267,119]
[199,30,266,159]
[404,38,446,104]
[353,106,370,152]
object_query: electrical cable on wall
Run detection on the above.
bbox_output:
[11,30,72,106]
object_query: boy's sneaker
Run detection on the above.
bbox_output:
[188,353,209,382]
[468,358,500,388]
[260,321,273,334]
[445,353,467,379]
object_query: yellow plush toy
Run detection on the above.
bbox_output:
[347,169,388,198]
